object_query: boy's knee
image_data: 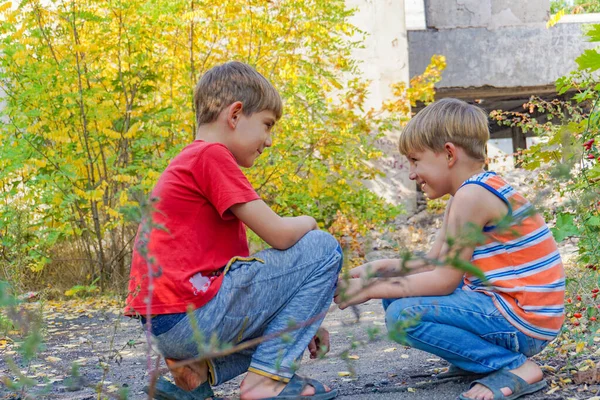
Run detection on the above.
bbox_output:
[382,298,394,311]
[300,231,341,260]
[385,300,419,333]
[302,230,338,248]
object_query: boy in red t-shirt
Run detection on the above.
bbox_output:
[126,61,342,400]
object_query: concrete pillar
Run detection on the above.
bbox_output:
[346,0,417,213]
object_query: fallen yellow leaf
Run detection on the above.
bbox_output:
[546,387,560,395]
[45,356,62,363]
[401,354,409,359]
[347,355,359,360]
[338,371,351,377]
[383,347,397,353]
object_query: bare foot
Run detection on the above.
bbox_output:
[165,358,209,391]
[461,361,544,400]
[240,372,331,400]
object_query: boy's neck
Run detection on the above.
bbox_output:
[448,161,486,196]
[195,123,228,145]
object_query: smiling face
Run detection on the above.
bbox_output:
[228,109,276,168]
[407,149,452,199]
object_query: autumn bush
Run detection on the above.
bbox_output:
[0,1,444,293]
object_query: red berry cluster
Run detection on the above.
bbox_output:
[566,285,600,327]
[584,138,600,161]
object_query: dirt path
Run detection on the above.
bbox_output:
[0,296,583,400]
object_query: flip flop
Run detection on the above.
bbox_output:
[143,376,223,400]
[458,369,547,400]
[437,365,487,380]
[263,375,337,399]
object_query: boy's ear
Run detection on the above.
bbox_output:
[227,101,244,129]
[444,142,457,167]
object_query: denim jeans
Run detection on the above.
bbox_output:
[383,289,550,373]
[149,230,343,385]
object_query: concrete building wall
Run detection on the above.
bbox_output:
[347,0,417,213]
[409,22,597,89]
[425,0,550,29]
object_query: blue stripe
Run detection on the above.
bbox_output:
[484,253,561,280]
[527,308,564,314]
[472,244,504,256]
[473,227,551,258]
[512,203,533,219]
[530,282,565,289]
[504,227,551,250]
[469,253,562,285]
[493,294,559,337]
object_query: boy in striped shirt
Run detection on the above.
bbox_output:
[335,98,565,400]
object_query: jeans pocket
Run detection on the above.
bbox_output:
[224,257,265,287]
[481,331,520,353]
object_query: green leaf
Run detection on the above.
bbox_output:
[576,49,600,72]
[587,216,600,227]
[586,24,600,42]
[451,258,487,282]
[551,213,580,242]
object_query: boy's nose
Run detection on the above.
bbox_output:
[265,136,272,147]
[409,172,417,180]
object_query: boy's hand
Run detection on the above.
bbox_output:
[334,278,372,309]
[348,263,374,279]
[307,327,330,359]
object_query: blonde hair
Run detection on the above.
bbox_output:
[398,98,489,161]
[194,61,283,126]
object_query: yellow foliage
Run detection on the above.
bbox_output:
[0,0,428,284]
[547,9,565,28]
[382,55,446,125]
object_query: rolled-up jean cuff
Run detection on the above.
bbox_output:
[207,359,217,386]
[248,362,293,383]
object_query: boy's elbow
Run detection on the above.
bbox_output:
[269,237,294,250]
[265,220,298,250]
[439,284,457,296]
[440,277,462,295]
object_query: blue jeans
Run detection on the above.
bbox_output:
[150,230,343,385]
[383,289,550,373]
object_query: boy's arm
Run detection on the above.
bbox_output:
[230,199,317,250]
[427,196,453,259]
[349,197,454,279]
[337,186,504,308]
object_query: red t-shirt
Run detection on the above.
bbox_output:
[125,141,260,315]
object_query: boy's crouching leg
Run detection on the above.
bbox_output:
[293,230,343,277]
[384,298,419,346]
[245,230,343,386]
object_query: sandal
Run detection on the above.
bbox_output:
[458,369,547,400]
[437,365,487,380]
[263,375,337,399]
[143,376,223,400]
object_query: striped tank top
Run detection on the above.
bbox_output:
[461,172,565,341]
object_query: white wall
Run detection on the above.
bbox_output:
[347,0,417,212]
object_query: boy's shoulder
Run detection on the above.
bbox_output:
[172,141,238,169]
[179,140,231,158]
[451,173,511,224]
